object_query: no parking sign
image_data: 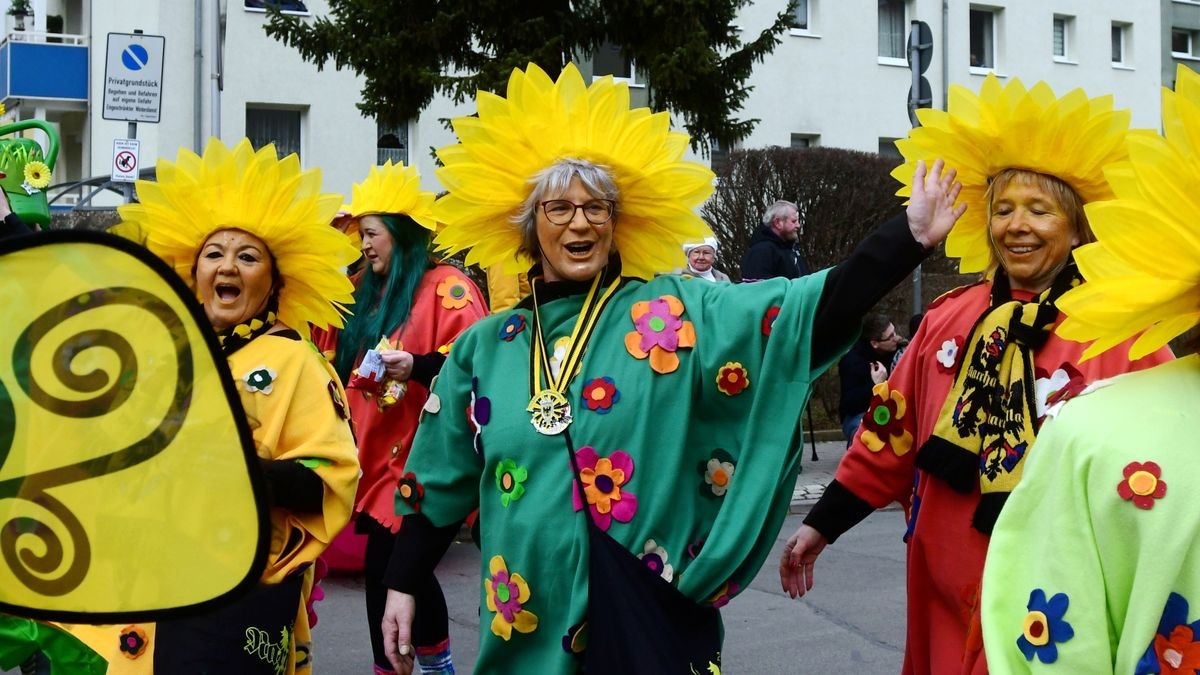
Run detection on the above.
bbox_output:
[103,33,165,123]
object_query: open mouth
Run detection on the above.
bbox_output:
[564,242,595,257]
[215,283,241,302]
[1005,245,1039,256]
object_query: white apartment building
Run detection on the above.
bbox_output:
[0,0,1169,208]
[1,0,374,209]
[721,0,1161,160]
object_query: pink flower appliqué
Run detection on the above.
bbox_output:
[572,445,638,530]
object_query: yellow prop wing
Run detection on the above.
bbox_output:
[0,231,267,622]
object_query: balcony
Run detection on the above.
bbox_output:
[0,31,88,103]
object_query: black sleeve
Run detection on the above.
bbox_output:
[410,351,447,389]
[802,479,877,544]
[739,245,775,282]
[259,459,325,514]
[810,214,930,365]
[382,513,460,594]
[0,212,32,240]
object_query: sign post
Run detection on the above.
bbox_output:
[103,31,165,202]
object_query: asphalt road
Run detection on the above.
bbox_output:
[311,510,908,673]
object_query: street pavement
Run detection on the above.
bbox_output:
[312,440,912,673]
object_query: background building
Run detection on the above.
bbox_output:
[0,0,1173,208]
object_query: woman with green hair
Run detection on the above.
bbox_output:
[317,162,486,675]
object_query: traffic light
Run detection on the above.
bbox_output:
[908,20,933,128]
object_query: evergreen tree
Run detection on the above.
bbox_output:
[264,0,797,151]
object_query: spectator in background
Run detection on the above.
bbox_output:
[740,199,809,281]
[678,237,730,282]
[838,313,904,446]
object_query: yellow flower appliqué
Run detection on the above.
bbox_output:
[484,555,539,641]
[860,382,913,456]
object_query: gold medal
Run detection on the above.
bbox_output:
[527,389,573,435]
[527,271,621,436]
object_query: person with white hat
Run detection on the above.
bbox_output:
[679,237,729,282]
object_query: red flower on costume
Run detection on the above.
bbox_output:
[1117,461,1167,509]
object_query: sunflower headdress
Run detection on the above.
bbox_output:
[117,137,358,338]
[348,160,439,230]
[1056,65,1200,360]
[892,75,1132,274]
[432,62,716,279]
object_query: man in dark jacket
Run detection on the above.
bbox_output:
[740,199,809,281]
[837,313,905,446]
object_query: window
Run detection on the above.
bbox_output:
[1173,28,1197,57]
[246,107,302,161]
[377,121,408,166]
[1112,22,1130,65]
[1052,15,1071,59]
[593,41,638,84]
[790,133,819,149]
[791,0,810,30]
[878,0,906,59]
[878,138,902,160]
[969,8,996,69]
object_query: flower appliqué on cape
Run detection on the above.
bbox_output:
[436,275,474,310]
[860,381,913,455]
[118,625,148,659]
[495,459,528,507]
[395,472,424,514]
[716,362,749,396]
[762,306,781,336]
[1034,363,1086,419]
[484,555,539,640]
[936,337,960,373]
[467,377,491,455]
[243,366,277,395]
[625,295,696,374]
[639,539,675,582]
[707,580,740,609]
[572,446,638,530]
[1017,589,1074,664]
[499,313,526,341]
[698,449,736,498]
[1118,461,1168,510]
[1136,592,1200,674]
[581,376,620,414]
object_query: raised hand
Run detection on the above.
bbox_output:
[906,159,967,249]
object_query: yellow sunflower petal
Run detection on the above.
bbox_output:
[431,62,715,280]
[113,138,357,338]
[894,74,1131,273]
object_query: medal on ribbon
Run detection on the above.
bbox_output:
[528,272,621,435]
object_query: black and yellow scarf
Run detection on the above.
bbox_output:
[215,306,278,356]
[915,261,1080,534]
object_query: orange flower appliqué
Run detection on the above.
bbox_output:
[436,275,474,310]
[624,295,695,374]
[860,381,913,455]
[716,362,749,396]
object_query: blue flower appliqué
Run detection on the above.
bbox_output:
[498,313,526,342]
[1017,589,1074,664]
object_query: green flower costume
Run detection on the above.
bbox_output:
[982,356,1200,672]
[398,271,840,671]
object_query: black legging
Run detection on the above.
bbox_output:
[361,514,450,669]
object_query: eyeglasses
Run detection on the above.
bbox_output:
[541,199,616,225]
